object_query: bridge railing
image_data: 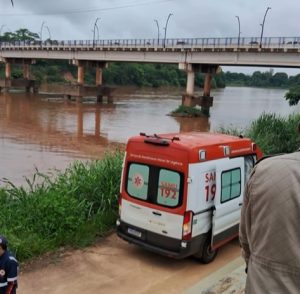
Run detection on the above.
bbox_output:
[1,37,300,50]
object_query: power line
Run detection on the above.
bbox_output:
[0,0,174,17]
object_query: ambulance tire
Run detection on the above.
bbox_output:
[200,237,218,264]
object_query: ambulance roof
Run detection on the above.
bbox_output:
[159,132,249,148]
[127,132,259,163]
[130,132,252,149]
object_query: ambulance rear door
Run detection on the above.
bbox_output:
[212,157,245,248]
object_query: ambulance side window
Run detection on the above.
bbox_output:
[221,168,241,203]
[127,163,149,200]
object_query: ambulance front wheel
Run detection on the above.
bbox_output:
[197,237,218,264]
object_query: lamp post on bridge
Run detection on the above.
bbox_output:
[260,7,271,49]
[45,26,51,40]
[154,19,160,45]
[40,21,46,43]
[163,13,173,48]
[93,17,100,48]
[235,15,241,49]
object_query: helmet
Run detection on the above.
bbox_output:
[0,236,7,250]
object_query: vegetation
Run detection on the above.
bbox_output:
[285,85,300,106]
[0,151,123,261]
[219,113,300,155]
[223,70,289,88]
[170,105,204,117]
[0,28,39,42]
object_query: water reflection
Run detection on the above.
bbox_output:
[174,116,210,133]
[0,93,117,185]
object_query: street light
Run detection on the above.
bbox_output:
[163,13,173,48]
[93,17,100,47]
[45,26,51,40]
[260,7,271,48]
[235,16,241,48]
[40,21,46,42]
[154,19,160,45]
[95,24,99,41]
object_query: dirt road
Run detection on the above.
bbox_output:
[19,234,240,294]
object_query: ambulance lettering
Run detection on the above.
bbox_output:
[204,170,216,202]
[160,182,177,199]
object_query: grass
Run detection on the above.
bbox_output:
[0,150,123,261]
[218,113,300,155]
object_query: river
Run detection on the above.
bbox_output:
[0,86,299,186]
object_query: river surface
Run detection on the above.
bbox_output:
[0,86,299,186]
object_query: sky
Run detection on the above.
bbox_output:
[1,0,300,74]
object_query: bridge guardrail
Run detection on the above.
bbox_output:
[1,37,300,50]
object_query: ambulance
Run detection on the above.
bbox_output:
[116,132,262,263]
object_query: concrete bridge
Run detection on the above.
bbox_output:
[1,36,300,111]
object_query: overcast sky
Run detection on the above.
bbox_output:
[1,0,300,74]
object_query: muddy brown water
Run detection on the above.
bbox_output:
[0,86,298,185]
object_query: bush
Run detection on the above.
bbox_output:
[0,151,123,261]
[218,113,300,155]
[170,105,204,117]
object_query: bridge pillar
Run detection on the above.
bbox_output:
[179,63,199,107]
[67,60,112,103]
[0,59,38,93]
[200,65,218,115]
[179,63,218,114]
[77,62,85,85]
[23,64,30,80]
[94,62,107,102]
[186,71,195,96]
[5,62,11,79]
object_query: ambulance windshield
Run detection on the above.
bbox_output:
[126,163,183,208]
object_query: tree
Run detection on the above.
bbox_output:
[14,28,39,41]
[270,72,288,87]
[285,86,300,106]
[0,28,39,42]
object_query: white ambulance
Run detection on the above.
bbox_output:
[117,132,262,263]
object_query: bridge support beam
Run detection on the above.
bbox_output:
[179,63,218,114]
[5,62,11,80]
[94,62,108,102]
[0,59,38,93]
[70,60,111,103]
[77,61,85,86]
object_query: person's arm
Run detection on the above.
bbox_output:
[5,257,18,294]
[239,168,256,270]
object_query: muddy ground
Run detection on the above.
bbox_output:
[19,234,240,294]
